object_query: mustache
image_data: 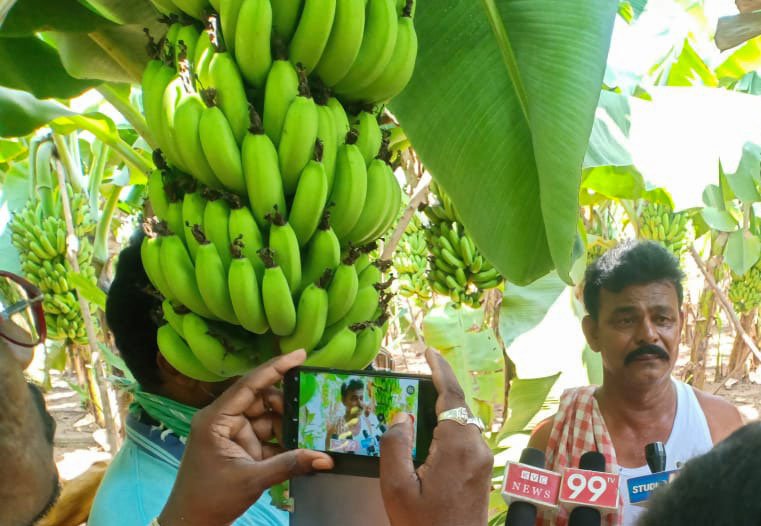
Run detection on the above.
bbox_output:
[624,344,670,366]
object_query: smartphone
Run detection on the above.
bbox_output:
[283,366,437,477]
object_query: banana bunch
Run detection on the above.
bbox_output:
[393,214,431,303]
[146,0,417,105]
[637,202,690,257]
[729,264,761,316]
[423,184,504,308]
[9,192,98,344]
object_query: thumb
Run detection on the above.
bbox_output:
[380,413,418,498]
[254,449,334,490]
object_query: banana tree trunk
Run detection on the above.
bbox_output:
[726,308,759,380]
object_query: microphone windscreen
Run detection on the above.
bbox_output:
[519,447,546,468]
[645,442,666,473]
[578,451,605,472]
[568,506,601,526]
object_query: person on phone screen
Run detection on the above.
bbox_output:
[325,378,381,455]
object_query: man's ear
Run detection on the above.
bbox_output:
[582,315,600,353]
[156,352,197,387]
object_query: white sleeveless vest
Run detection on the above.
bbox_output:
[617,380,713,526]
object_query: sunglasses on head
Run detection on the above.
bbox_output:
[0,271,46,347]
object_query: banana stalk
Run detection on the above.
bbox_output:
[52,133,86,195]
[96,84,157,150]
[93,185,120,264]
[88,142,110,223]
[35,139,56,218]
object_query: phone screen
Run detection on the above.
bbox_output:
[284,367,436,476]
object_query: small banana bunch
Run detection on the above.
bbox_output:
[393,214,432,303]
[637,202,690,257]
[423,184,504,308]
[9,192,98,344]
[729,264,761,316]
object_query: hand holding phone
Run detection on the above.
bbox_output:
[379,349,494,526]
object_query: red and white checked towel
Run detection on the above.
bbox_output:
[536,386,623,526]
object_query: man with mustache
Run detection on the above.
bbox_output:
[528,240,744,526]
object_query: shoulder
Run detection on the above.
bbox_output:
[691,386,745,445]
[527,416,554,454]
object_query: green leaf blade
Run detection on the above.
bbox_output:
[0,86,74,137]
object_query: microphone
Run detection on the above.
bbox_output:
[627,442,678,506]
[568,452,606,526]
[645,442,666,473]
[502,448,562,525]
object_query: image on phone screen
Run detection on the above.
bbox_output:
[297,371,420,458]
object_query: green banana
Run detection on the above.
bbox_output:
[263,58,299,147]
[174,23,200,71]
[193,28,214,89]
[300,213,341,292]
[266,207,302,292]
[289,0,337,74]
[321,278,381,345]
[278,69,319,195]
[162,299,189,338]
[315,103,338,192]
[159,234,216,318]
[157,323,227,382]
[333,0,398,94]
[220,0,245,55]
[160,75,191,172]
[173,92,224,189]
[326,250,359,325]
[353,110,383,165]
[288,144,328,247]
[202,192,233,269]
[208,19,250,143]
[271,0,303,41]
[259,248,297,336]
[363,161,401,242]
[357,261,382,289]
[328,131,368,241]
[165,201,186,243]
[171,0,207,19]
[327,97,350,145]
[143,64,178,164]
[345,159,394,245]
[228,195,265,278]
[305,325,358,366]
[147,169,170,220]
[347,322,383,369]
[353,1,417,103]
[182,190,207,260]
[198,89,247,195]
[234,0,272,89]
[183,313,259,377]
[141,235,176,300]
[229,240,269,334]
[279,271,331,353]
[243,106,288,228]
[314,0,365,86]
[192,226,239,324]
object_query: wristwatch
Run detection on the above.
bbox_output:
[437,407,485,432]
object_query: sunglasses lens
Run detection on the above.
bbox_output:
[0,276,41,346]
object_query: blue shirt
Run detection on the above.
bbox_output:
[89,412,288,526]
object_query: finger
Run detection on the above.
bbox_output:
[232,419,263,460]
[251,414,280,443]
[262,443,285,458]
[243,387,283,418]
[254,449,334,489]
[425,347,467,414]
[380,413,419,499]
[214,350,306,417]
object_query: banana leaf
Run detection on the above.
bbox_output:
[390,0,617,285]
[0,0,116,36]
[0,86,74,137]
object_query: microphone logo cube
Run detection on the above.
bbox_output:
[559,468,620,511]
[627,470,679,505]
[502,462,562,509]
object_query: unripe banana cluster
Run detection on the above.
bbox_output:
[393,214,432,303]
[637,202,690,257]
[9,192,98,344]
[139,0,415,377]
[423,184,504,308]
[729,265,761,315]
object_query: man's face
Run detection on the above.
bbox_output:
[583,281,683,387]
[342,389,364,411]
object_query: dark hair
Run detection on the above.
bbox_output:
[640,422,761,526]
[583,240,684,320]
[105,230,163,390]
[341,379,364,398]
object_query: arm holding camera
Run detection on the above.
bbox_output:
[379,348,494,526]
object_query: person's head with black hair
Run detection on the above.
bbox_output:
[639,422,761,526]
[106,230,232,408]
[583,240,685,321]
[340,378,364,412]
[581,240,686,389]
